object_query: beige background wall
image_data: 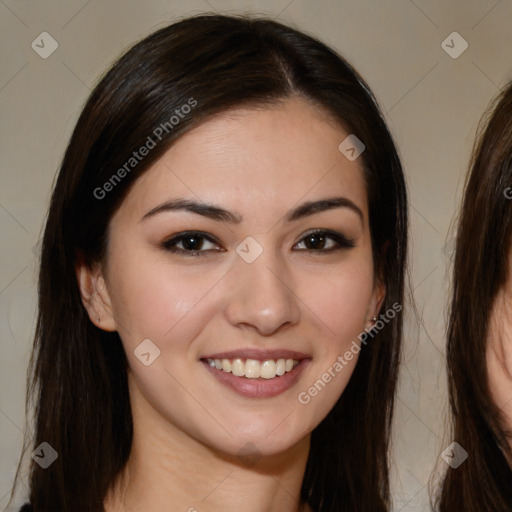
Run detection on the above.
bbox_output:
[1,1,511,510]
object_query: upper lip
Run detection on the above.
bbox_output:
[201,349,311,361]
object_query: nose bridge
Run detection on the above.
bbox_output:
[224,237,300,335]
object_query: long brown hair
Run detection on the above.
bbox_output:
[8,13,407,512]
[438,82,512,510]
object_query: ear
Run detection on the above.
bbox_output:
[75,252,117,332]
[365,279,386,330]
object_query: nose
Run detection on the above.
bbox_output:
[224,245,301,336]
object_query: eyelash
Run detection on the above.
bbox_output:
[161,229,355,257]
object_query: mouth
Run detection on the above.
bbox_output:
[204,357,300,379]
[200,349,311,398]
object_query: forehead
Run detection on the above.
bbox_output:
[112,97,368,226]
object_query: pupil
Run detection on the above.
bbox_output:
[184,236,202,250]
[307,233,324,249]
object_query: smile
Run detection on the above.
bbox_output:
[200,350,310,398]
[205,358,300,379]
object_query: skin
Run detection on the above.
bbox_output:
[487,250,512,455]
[76,96,385,512]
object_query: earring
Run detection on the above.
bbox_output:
[371,317,377,323]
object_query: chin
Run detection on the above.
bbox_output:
[199,423,309,461]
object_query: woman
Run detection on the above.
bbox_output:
[8,14,408,512]
[438,82,512,510]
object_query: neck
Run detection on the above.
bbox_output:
[104,373,312,512]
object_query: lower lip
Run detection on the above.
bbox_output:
[201,359,310,398]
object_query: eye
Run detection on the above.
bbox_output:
[294,229,355,253]
[162,229,355,257]
[162,231,223,256]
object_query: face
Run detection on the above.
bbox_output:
[78,96,384,458]
[487,250,512,446]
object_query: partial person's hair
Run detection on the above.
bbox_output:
[8,14,407,512]
[438,81,512,511]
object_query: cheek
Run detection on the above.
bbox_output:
[107,251,225,354]
[487,346,512,432]
[291,255,375,411]
[299,256,375,348]
[487,301,512,426]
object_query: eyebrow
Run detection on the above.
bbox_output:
[141,196,364,224]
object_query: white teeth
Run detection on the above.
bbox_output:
[245,359,261,379]
[205,357,300,379]
[260,360,277,379]
[232,358,245,377]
